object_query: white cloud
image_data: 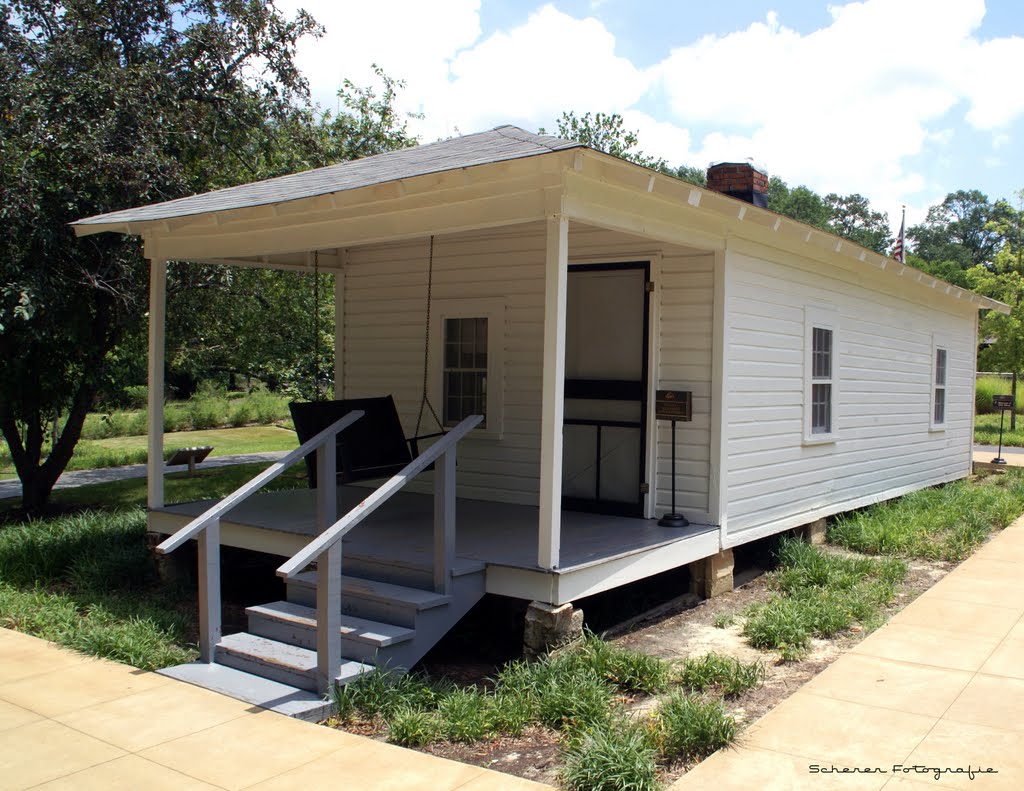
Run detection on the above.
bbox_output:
[433,5,647,140]
[277,0,1024,216]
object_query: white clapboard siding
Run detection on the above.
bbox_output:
[724,247,975,542]
[340,221,715,513]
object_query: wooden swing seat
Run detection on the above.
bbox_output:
[289,396,444,487]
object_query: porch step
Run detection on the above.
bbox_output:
[215,632,372,692]
[247,600,415,660]
[158,661,334,722]
[286,572,450,627]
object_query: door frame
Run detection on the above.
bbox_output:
[561,260,652,518]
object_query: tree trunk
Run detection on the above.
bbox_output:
[0,373,99,514]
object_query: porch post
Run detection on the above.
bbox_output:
[146,255,167,510]
[538,215,568,569]
[334,253,346,397]
[315,442,340,695]
[709,246,729,535]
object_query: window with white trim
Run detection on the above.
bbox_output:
[811,327,834,434]
[429,298,505,438]
[443,317,488,426]
[932,344,947,429]
[804,306,838,443]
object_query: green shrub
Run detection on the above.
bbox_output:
[533,660,615,731]
[679,653,765,697]
[387,707,441,747]
[653,692,737,762]
[743,598,812,653]
[561,719,659,791]
[437,688,493,743]
[574,633,672,694]
[342,667,448,720]
[975,375,1017,415]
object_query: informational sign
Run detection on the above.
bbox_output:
[655,390,692,422]
[993,395,1014,411]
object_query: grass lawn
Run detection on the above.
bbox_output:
[0,425,298,481]
[1,460,309,516]
[974,412,1024,447]
[0,509,198,670]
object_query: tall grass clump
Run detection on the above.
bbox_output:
[679,653,765,697]
[742,538,907,657]
[561,719,659,791]
[829,474,1024,561]
[975,375,1015,415]
[651,692,737,762]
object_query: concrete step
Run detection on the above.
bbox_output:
[215,632,372,692]
[286,573,450,627]
[157,661,333,722]
[247,600,415,660]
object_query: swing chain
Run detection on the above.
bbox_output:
[312,250,323,402]
[415,235,444,437]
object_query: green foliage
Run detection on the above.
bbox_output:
[387,707,442,747]
[561,719,659,791]
[678,653,765,697]
[0,1,416,511]
[829,474,1024,561]
[339,667,449,721]
[975,376,1018,415]
[436,688,493,743]
[909,190,1010,269]
[742,538,907,656]
[712,612,735,629]
[823,193,892,254]
[0,509,196,669]
[573,632,672,694]
[652,692,737,762]
[555,111,667,171]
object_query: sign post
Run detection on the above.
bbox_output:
[655,390,693,528]
[992,395,1013,465]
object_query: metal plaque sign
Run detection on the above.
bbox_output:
[655,390,692,421]
[993,395,1014,411]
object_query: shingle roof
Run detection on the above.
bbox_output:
[73,125,581,228]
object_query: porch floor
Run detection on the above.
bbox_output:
[158,486,715,573]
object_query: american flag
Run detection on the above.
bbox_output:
[893,207,906,263]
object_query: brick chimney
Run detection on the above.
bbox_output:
[706,161,769,208]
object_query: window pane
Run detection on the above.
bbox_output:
[935,349,947,386]
[812,383,832,434]
[934,388,945,424]
[812,327,832,379]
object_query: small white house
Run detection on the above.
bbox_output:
[74,126,1007,715]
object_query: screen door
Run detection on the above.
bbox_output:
[562,262,650,517]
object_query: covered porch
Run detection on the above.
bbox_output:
[150,486,717,605]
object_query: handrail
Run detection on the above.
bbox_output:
[155,410,364,555]
[277,414,482,579]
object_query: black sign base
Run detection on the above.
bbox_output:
[992,458,1008,465]
[658,512,690,528]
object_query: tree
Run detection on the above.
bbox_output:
[553,111,668,171]
[767,177,830,229]
[967,191,1024,426]
[824,193,892,255]
[909,190,1009,269]
[0,0,325,512]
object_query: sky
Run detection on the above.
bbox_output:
[277,0,1024,229]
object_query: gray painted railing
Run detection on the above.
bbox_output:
[277,414,482,693]
[155,410,364,663]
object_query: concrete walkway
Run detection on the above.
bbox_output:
[0,628,548,790]
[671,516,1024,790]
[974,444,1024,468]
[0,451,289,501]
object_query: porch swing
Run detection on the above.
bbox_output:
[289,238,447,488]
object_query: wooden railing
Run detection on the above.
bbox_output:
[155,410,364,663]
[277,414,482,693]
